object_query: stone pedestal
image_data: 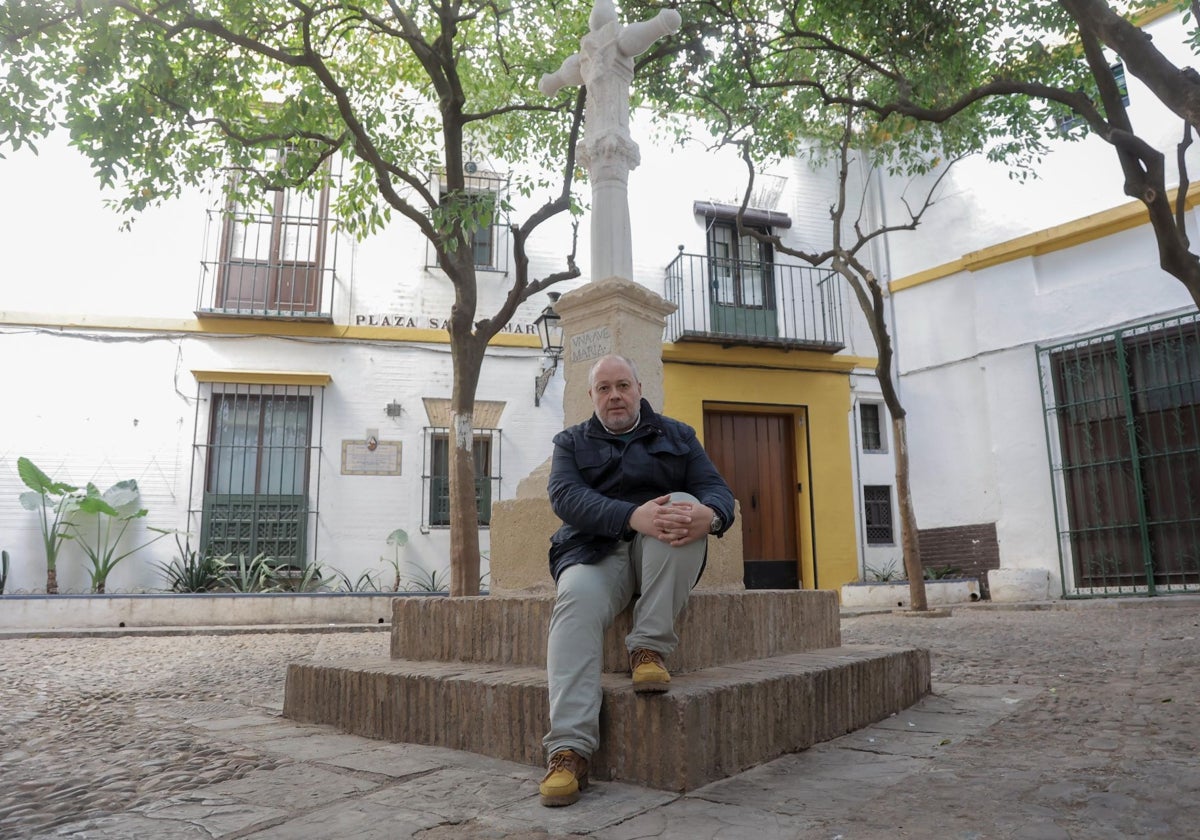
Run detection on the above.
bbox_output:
[489,495,746,593]
[488,275,745,593]
[553,276,676,425]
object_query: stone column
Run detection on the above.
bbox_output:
[487,0,742,592]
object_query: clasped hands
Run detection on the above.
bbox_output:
[628,494,714,547]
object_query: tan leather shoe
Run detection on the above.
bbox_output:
[630,647,670,693]
[539,749,589,807]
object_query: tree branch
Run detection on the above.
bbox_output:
[475,88,586,338]
[1059,0,1200,131]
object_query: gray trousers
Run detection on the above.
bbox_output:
[543,492,707,760]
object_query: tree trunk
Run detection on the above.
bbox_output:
[448,334,485,597]
[892,415,929,611]
[860,270,929,611]
[46,566,58,595]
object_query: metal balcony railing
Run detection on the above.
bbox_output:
[197,206,338,320]
[664,251,846,351]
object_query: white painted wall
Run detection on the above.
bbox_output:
[0,110,882,594]
[875,9,1200,590]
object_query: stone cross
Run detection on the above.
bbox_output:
[540,0,681,282]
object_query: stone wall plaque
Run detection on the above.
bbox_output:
[341,440,402,476]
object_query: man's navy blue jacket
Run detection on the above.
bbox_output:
[547,398,736,582]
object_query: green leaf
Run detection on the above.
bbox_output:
[17,456,77,496]
[74,495,120,517]
[101,478,141,515]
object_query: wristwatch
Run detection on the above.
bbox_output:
[709,514,723,535]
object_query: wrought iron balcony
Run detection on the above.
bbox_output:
[664,251,846,351]
[197,203,339,321]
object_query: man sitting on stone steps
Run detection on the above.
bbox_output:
[539,354,735,807]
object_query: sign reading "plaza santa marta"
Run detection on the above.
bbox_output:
[354,314,537,334]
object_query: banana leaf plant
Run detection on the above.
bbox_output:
[17,456,80,594]
[382,528,409,592]
[67,479,170,593]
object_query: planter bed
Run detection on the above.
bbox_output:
[0,592,426,631]
[841,578,981,609]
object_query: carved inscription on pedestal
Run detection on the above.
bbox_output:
[570,326,613,364]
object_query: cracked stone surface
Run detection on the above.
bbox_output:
[2,599,1198,839]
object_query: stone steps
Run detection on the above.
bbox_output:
[282,590,930,791]
[283,643,929,792]
[389,590,842,673]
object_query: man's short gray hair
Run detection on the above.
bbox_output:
[588,354,640,388]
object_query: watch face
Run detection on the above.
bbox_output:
[710,515,722,534]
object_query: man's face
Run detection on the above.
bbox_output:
[589,358,642,432]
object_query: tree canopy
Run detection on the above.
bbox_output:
[1,0,601,594]
[654,0,1199,305]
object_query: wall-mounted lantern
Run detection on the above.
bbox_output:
[534,292,564,407]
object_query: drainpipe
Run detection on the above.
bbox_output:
[849,389,867,579]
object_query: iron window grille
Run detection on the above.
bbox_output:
[1039,311,1200,597]
[863,485,895,545]
[198,147,340,319]
[860,403,886,453]
[421,427,501,530]
[189,381,325,570]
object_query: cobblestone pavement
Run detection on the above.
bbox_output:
[1,598,1198,839]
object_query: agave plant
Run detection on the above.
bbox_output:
[156,535,228,593]
[277,560,336,593]
[404,562,450,593]
[332,568,381,592]
[219,553,282,593]
[17,457,80,594]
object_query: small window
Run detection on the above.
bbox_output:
[423,427,500,528]
[439,188,496,268]
[1056,62,1130,134]
[860,403,885,453]
[863,485,894,545]
[427,169,510,273]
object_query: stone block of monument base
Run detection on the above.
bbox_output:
[283,590,931,792]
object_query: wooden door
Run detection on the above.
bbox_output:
[704,410,800,588]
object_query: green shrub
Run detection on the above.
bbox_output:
[157,536,228,593]
[864,560,902,582]
[219,553,282,593]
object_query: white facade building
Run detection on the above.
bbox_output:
[2,7,1196,600]
[879,8,1200,597]
[1,112,882,595]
